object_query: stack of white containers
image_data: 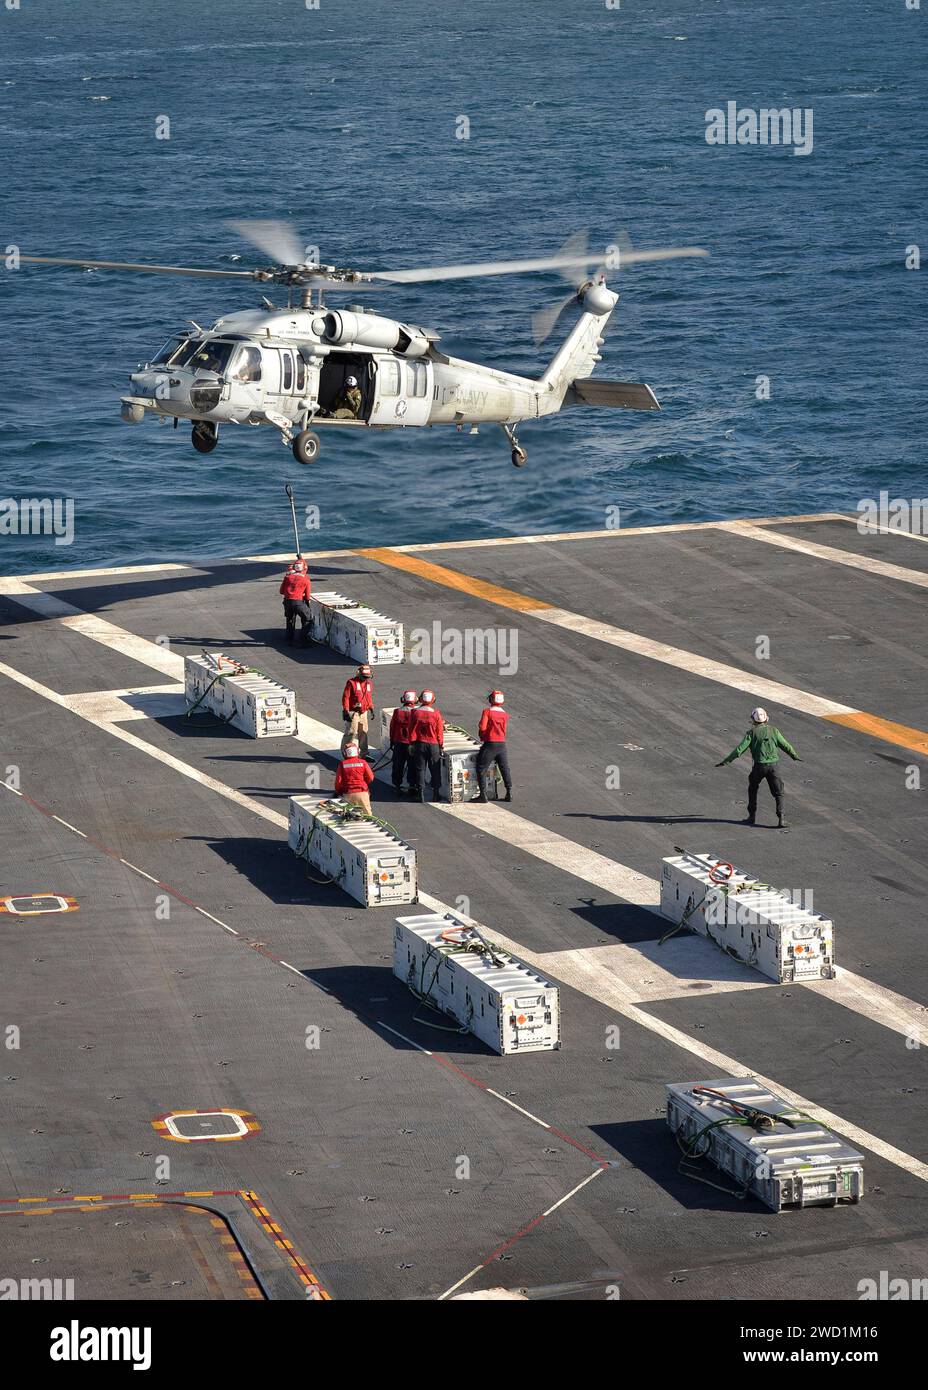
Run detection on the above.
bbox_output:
[378,708,495,802]
[184,653,297,738]
[659,849,835,983]
[393,911,560,1054]
[308,590,403,664]
[288,794,417,907]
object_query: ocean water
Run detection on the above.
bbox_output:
[1,0,924,574]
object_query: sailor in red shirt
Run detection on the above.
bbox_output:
[410,689,444,802]
[279,558,312,645]
[334,742,374,816]
[476,689,512,802]
[341,664,374,756]
[388,689,419,795]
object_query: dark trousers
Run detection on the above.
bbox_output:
[283,598,311,643]
[748,761,785,817]
[477,740,511,796]
[391,742,413,789]
[412,741,442,797]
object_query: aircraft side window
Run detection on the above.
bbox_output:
[409,361,427,398]
[378,359,400,397]
[281,350,293,392]
[295,354,306,392]
[231,345,262,383]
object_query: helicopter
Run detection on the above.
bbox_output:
[18,222,708,468]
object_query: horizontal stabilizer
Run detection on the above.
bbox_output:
[570,379,661,411]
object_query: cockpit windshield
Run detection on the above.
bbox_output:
[150,337,236,374]
[187,340,235,375]
[151,336,189,365]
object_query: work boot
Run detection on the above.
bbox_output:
[743,814,756,826]
[474,793,488,803]
[504,791,512,803]
[778,814,788,829]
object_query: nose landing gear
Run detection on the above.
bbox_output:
[191,421,218,454]
[500,422,527,468]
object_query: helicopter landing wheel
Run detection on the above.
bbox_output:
[292,429,321,465]
[191,422,218,454]
[511,446,527,468]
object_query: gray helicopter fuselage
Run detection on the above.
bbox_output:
[121,293,617,436]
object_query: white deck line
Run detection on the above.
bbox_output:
[5,512,850,584]
[525,606,856,718]
[716,522,928,589]
[1,651,926,1184]
[389,513,852,553]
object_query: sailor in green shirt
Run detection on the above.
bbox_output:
[716,706,802,829]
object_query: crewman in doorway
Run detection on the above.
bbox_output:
[475,689,512,802]
[334,742,374,816]
[410,689,444,802]
[279,558,311,645]
[716,706,802,828]
[389,689,419,795]
[332,375,362,419]
[342,664,374,755]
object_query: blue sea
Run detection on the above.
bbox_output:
[1,0,924,573]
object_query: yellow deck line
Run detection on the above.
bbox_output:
[824,711,928,757]
[359,546,555,612]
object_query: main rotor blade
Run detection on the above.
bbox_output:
[372,252,602,284]
[373,243,708,284]
[611,246,709,267]
[18,255,259,280]
[226,219,307,267]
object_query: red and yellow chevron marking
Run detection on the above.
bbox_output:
[151,1108,261,1142]
[239,1190,331,1300]
[0,891,79,915]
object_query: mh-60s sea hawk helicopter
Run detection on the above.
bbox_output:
[20,221,707,467]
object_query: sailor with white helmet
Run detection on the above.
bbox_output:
[332,374,362,419]
[409,689,444,802]
[388,689,419,795]
[717,707,802,828]
[475,689,512,803]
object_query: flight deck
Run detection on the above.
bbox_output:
[1,511,926,1301]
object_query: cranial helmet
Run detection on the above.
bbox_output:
[401,690,418,705]
[344,743,360,758]
[488,690,504,705]
[346,376,358,387]
[751,707,769,724]
[419,689,436,706]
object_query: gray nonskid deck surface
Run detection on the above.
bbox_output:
[2,517,927,1300]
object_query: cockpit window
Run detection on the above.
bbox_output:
[152,336,185,365]
[188,340,235,375]
[230,344,262,383]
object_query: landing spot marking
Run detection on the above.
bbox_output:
[0,892,78,916]
[153,1109,260,1142]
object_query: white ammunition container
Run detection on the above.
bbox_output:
[288,794,417,907]
[666,1077,864,1211]
[308,590,403,665]
[660,849,835,983]
[378,709,495,802]
[393,911,560,1054]
[184,653,297,738]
